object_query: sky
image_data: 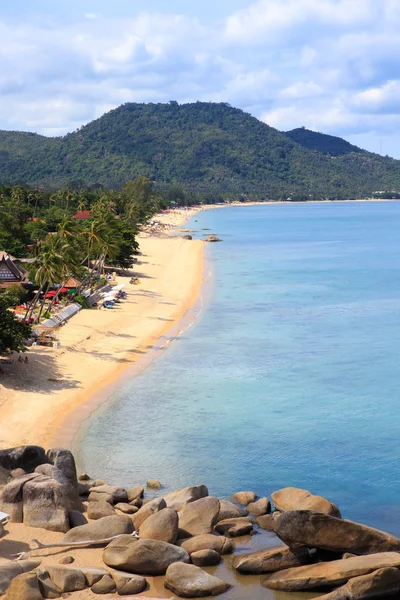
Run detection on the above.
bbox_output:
[1,0,400,157]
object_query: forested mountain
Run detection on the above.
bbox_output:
[284,127,362,156]
[0,102,399,199]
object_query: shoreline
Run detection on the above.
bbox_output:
[0,206,207,450]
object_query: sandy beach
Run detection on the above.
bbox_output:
[0,207,206,450]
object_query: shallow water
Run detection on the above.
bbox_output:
[75,202,400,596]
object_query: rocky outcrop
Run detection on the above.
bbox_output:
[133,497,167,529]
[22,476,69,533]
[232,491,257,505]
[233,545,310,573]
[165,562,230,597]
[4,572,42,600]
[177,533,234,555]
[103,537,190,575]
[316,567,400,599]
[62,514,134,542]
[272,487,341,517]
[275,510,400,554]
[47,448,78,489]
[0,473,42,522]
[0,446,47,473]
[35,464,83,511]
[139,507,179,543]
[0,560,41,595]
[44,565,86,592]
[262,552,400,591]
[178,497,221,538]
[162,485,209,509]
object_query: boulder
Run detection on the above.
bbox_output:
[68,509,88,528]
[115,502,138,515]
[272,487,341,517]
[216,499,246,521]
[103,537,189,575]
[36,568,62,598]
[0,446,47,473]
[316,567,400,599]
[89,484,128,504]
[0,522,3,538]
[0,560,41,595]
[10,468,25,479]
[262,552,400,591]
[35,464,83,511]
[147,479,161,489]
[139,507,178,543]
[178,497,221,538]
[87,500,116,520]
[45,566,86,592]
[165,562,230,597]
[23,476,69,533]
[275,510,400,554]
[4,572,42,600]
[130,497,143,509]
[62,514,134,542]
[0,473,42,522]
[247,497,271,516]
[162,485,209,509]
[232,491,257,505]
[132,497,167,529]
[112,573,147,595]
[205,235,222,243]
[214,517,254,537]
[88,491,114,504]
[91,574,116,594]
[81,568,108,586]
[46,448,78,489]
[58,556,74,565]
[191,549,221,567]
[234,545,310,574]
[256,514,278,531]
[177,534,234,555]
[127,486,144,502]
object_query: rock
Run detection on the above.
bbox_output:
[165,562,230,597]
[89,484,128,504]
[112,573,147,595]
[316,567,400,599]
[139,508,178,543]
[77,482,92,496]
[178,497,221,538]
[4,572,42,600]
[0,560,41,595]
[47,448,78,489]
[36,568,62,598]
[35,464,83,511]
[162,485,209,509]
[216,499,247,521]
[116,502,138,514]
[256,514,278,531]
[68,509,88,528]
[191,549,221,567]
[146,479,161,489]
[88,491,114,504]
[58,555,74,565]
[0,473,42,522]
[130,497,143,508]
[91,574,116,594]
[81,568,108,586]
[79,472,91,481]
[275,510,400,554]
[87,500,116,520]
[23,476,69,533]
[46,566,86,592]
[10,468,26,479]
[216,519,254,538]
[272,487,341,517]
[205,235,222,243]
[93,479,106,487]
[261,552,400,591]
[343,552,357,559]
[103,537,190,575]
[232,491,257,505]
[62,514,134,542]
[132,497,167,529]
[127,486,144,501]
[0,446,47,473]
[234,545,310,574]
[177,534,234,555]
[247,497,271,517]
[182,235,193,240]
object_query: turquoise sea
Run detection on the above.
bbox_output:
[76,202,400,542]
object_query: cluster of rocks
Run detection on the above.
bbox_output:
[0,445,400,599]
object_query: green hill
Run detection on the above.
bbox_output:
[284,127,362,156]
[0,102,400,199]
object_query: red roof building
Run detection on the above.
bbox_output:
[72,210,92,220]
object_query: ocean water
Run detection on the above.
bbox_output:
[76,202,400,541]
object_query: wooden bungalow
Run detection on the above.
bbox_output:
[0,252,30,290]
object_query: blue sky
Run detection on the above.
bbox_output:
[1,0,400,158]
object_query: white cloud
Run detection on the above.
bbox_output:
[0,0,399,158]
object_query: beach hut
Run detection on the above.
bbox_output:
[0,252,29,289]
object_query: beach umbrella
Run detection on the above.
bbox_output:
[45,291,57,298]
